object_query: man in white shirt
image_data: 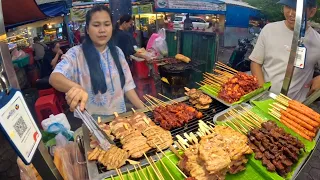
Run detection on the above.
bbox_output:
[250,0,320,102]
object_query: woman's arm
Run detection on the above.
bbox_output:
[49,73,82,93]
[49,73,88,111]
[51,50,63,68]
[125,89,145,109]
[250,61,265,86]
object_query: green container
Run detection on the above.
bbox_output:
[12,54,30,68]
[181,31,217,72]
[165,30,178,57]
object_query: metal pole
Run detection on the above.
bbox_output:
[0,0,62,179]
[281,0,304,95]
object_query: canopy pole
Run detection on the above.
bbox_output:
[281,0,304,95]
[0,0,62,179]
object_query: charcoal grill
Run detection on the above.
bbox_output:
[83,96,228,179]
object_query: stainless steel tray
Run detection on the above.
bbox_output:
[83,125,161,180]
[249,91,277,105]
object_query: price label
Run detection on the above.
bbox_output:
[294,46,306,69]
[0,89,41,164]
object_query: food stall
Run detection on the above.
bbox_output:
[1,1,320,180]
[74,1,320,180]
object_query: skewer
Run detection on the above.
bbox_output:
[232,109,259,128]
[140,100,153,111]
[169,144,182,160]
[115,168,124,180]
[143,153,162,180]
[240,106,264,124]
[126,168,135,180]
[216,61,238,73]
[136,164,148,180]
[183,133,194,144]
[153,143,188,178]
[280,93,291,101]
[158,93,179,104]
[155,153,175,180]
[147,94,166,107]
[150,156,165,180]
[133,165,143,180]
[114,112,119,118]
[144,95,157,108]
[174,141,184,151]
[189,132,199,144]
[110,175,115,180]
[97,116,102,123]
[144,164,155,180]
[227,111,252,131]
[215,65,237,75]
[223,115,242,133]
[184,87,190,92]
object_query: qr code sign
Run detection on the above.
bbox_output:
[13,117,27,138]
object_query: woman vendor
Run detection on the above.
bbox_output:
[49,5,144,117]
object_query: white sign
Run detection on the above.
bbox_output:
[0,91,41,164]
[155,0,226,11]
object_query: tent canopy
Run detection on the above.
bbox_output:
[2,0,47,27]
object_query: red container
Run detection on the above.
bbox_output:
[23,48,34,65]
[133,60,150,79]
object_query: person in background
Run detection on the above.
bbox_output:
[250,0,320,102]
[33,37,47,61]
[184,14,193,30]
[49,5,144,117]
[114,15,150,65]
[41,42,63,78]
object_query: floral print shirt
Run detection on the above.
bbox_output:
[53,45,136,115]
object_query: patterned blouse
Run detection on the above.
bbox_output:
[52,45,136,116]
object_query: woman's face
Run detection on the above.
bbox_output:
[87,11,113,48]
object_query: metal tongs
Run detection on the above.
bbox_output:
[75,107,114,151]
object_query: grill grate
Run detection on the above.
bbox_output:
[95,99,228,174]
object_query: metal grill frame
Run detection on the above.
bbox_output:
[83,96,228,179]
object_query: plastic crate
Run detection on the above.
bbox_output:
[12,54,30,68]
[133,60,150,79]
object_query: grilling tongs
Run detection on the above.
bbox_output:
[75,107,114,151]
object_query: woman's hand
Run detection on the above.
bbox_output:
[66,86,88,112]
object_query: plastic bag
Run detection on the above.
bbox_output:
[54,142,88,180]
[47,122,74,141]
[17,157,42,180]
[147,28,168,57]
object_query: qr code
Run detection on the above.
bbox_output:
[13,117,27,138]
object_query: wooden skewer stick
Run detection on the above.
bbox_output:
[133,165,143,180]
[169,144,182,160]
[144,96,157,108]
[227,111,251,131]
[149,156,165,180]
[233,109,260,128]
[224,115,242,133]
[229,110,255,130]
[158,93,179,104]
[280,93,291,101]
[115,168,124,180]
[126,168,135,180]
[140,100,153,111]
[153,143,188,178]
[143,164,155,180]
[174,141,184,151]
[137,164,149,180]
[143,153,162,180]
[147,94,166,107]
[215,66,237,75]
[216,61,238,73]
[240,106,264,124]
[110,175,115,180]
[114,112,119,118]
[156,153,175,180]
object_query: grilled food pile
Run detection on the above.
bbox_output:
[90,123,114,149]
[178,126,253,180]
[88,112,173,169]
[87,145,129,170]
[248,121,304,176]
[218,72,260,103]
[153,103,203,130]
[186,88,212,110]
[269,95,320,141]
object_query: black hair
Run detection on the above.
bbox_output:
[119,15,133,25]
[47,42,58,50]
[82,5,125,95]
